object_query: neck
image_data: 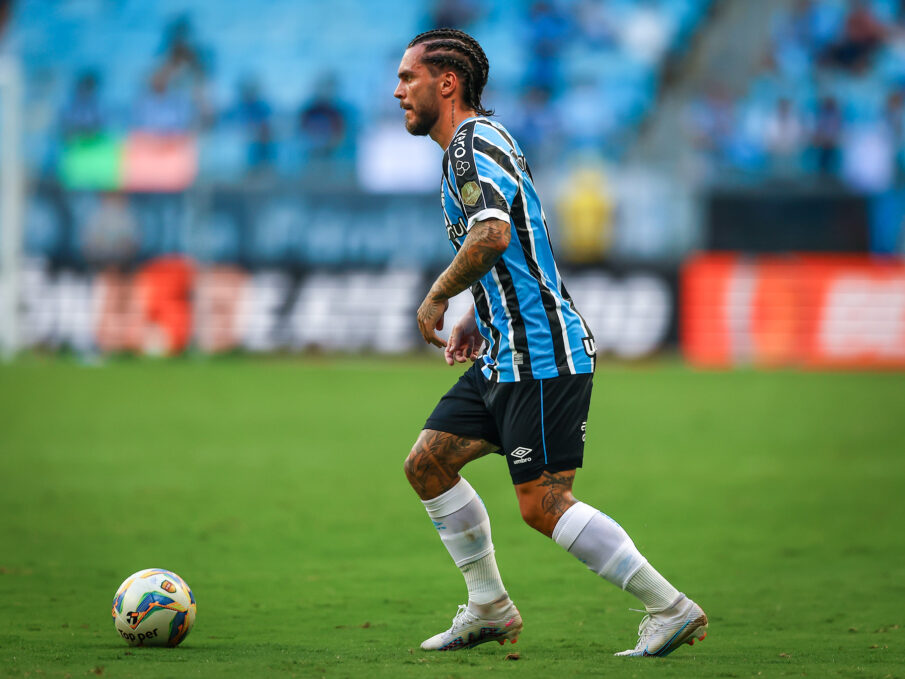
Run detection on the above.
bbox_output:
[430,100,477,149]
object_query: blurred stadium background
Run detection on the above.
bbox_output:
[1,0,905,367]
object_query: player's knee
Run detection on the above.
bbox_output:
[404,440,434,488]
[403,448,421,486]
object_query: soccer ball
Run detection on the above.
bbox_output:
[111,568,196,647]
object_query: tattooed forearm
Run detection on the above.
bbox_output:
[428,218,510,302]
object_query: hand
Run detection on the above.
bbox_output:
[444,306,483,366]
[416,294,449,349]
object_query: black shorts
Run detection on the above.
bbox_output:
[424,362,594,484]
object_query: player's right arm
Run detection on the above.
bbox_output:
[444,304,483,365]
[416,217,510,349]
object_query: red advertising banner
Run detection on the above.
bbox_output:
[682,254,905,368]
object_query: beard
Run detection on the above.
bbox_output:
[404,102,439,136]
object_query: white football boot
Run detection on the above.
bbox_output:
[421,600,523,651]
[615,595,708,657]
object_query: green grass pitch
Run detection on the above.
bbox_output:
[1,356,903,678]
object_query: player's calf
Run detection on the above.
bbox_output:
[514,469,577,538]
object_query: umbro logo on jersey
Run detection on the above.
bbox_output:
[510,447,533,464]
[455,160,471,176]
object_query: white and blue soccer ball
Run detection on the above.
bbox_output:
[112,568,196,647]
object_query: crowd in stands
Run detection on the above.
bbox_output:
[686,0,905,192]
[7,0,712,187]
[24,1,905,195]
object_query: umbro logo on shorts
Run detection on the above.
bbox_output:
[510,447,533,464]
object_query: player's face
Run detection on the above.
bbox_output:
[394,46,441,136]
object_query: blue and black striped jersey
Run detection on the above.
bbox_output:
[441,116,596,383]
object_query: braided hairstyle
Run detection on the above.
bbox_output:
[408,28,493,116]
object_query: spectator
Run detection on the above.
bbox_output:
[0,0,11,43]
[764,97,806,177]
[509,85,560,168]
[573,0,617,50]
[823,0,887,71]
[82,194,139,269]
[298,75,350,163]
[525,1,571,93]
[60,71,105,140]
[155,14,213,128]
[431,0,483,30]
[841,118,896,193]
[771,0,820,78]
[622,0,672,65]
[884,89,905,181]
[133,70,195,134]
[227,78,275,174]
[556,165,614,261]
[810,95,843,179]
[157,14,207,85]
[684,83,737,177]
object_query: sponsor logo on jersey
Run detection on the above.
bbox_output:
[455,160,471,177]
[452,127,469,158]
[462,181,481,207]
[446,216,468,241]
[582,337,597,356]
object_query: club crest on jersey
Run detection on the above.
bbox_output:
[447,216,468,241]
[461,181,481,206]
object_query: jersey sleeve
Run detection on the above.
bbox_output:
[447,122,519,229]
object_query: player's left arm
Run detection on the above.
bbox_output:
[416,218,510,348]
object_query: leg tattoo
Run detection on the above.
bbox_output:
[537,470,577,518]
[405,430,495,500]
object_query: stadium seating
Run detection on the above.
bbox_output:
[7,0,715,181]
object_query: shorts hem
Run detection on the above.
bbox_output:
[423,418,501,447]
[509,460,584,485]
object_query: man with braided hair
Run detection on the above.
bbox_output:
[395,28,708,657]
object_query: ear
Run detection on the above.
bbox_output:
[439,70,458,100]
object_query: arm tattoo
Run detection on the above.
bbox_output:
[428,219,510,302]
[537,470,576,517]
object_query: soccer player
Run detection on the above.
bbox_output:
[394,28,708,657]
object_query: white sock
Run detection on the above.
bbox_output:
[422,478,507,606]
[624,563,682,612]
[554,502,678,610]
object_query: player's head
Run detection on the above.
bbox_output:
[395,28,492,136]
